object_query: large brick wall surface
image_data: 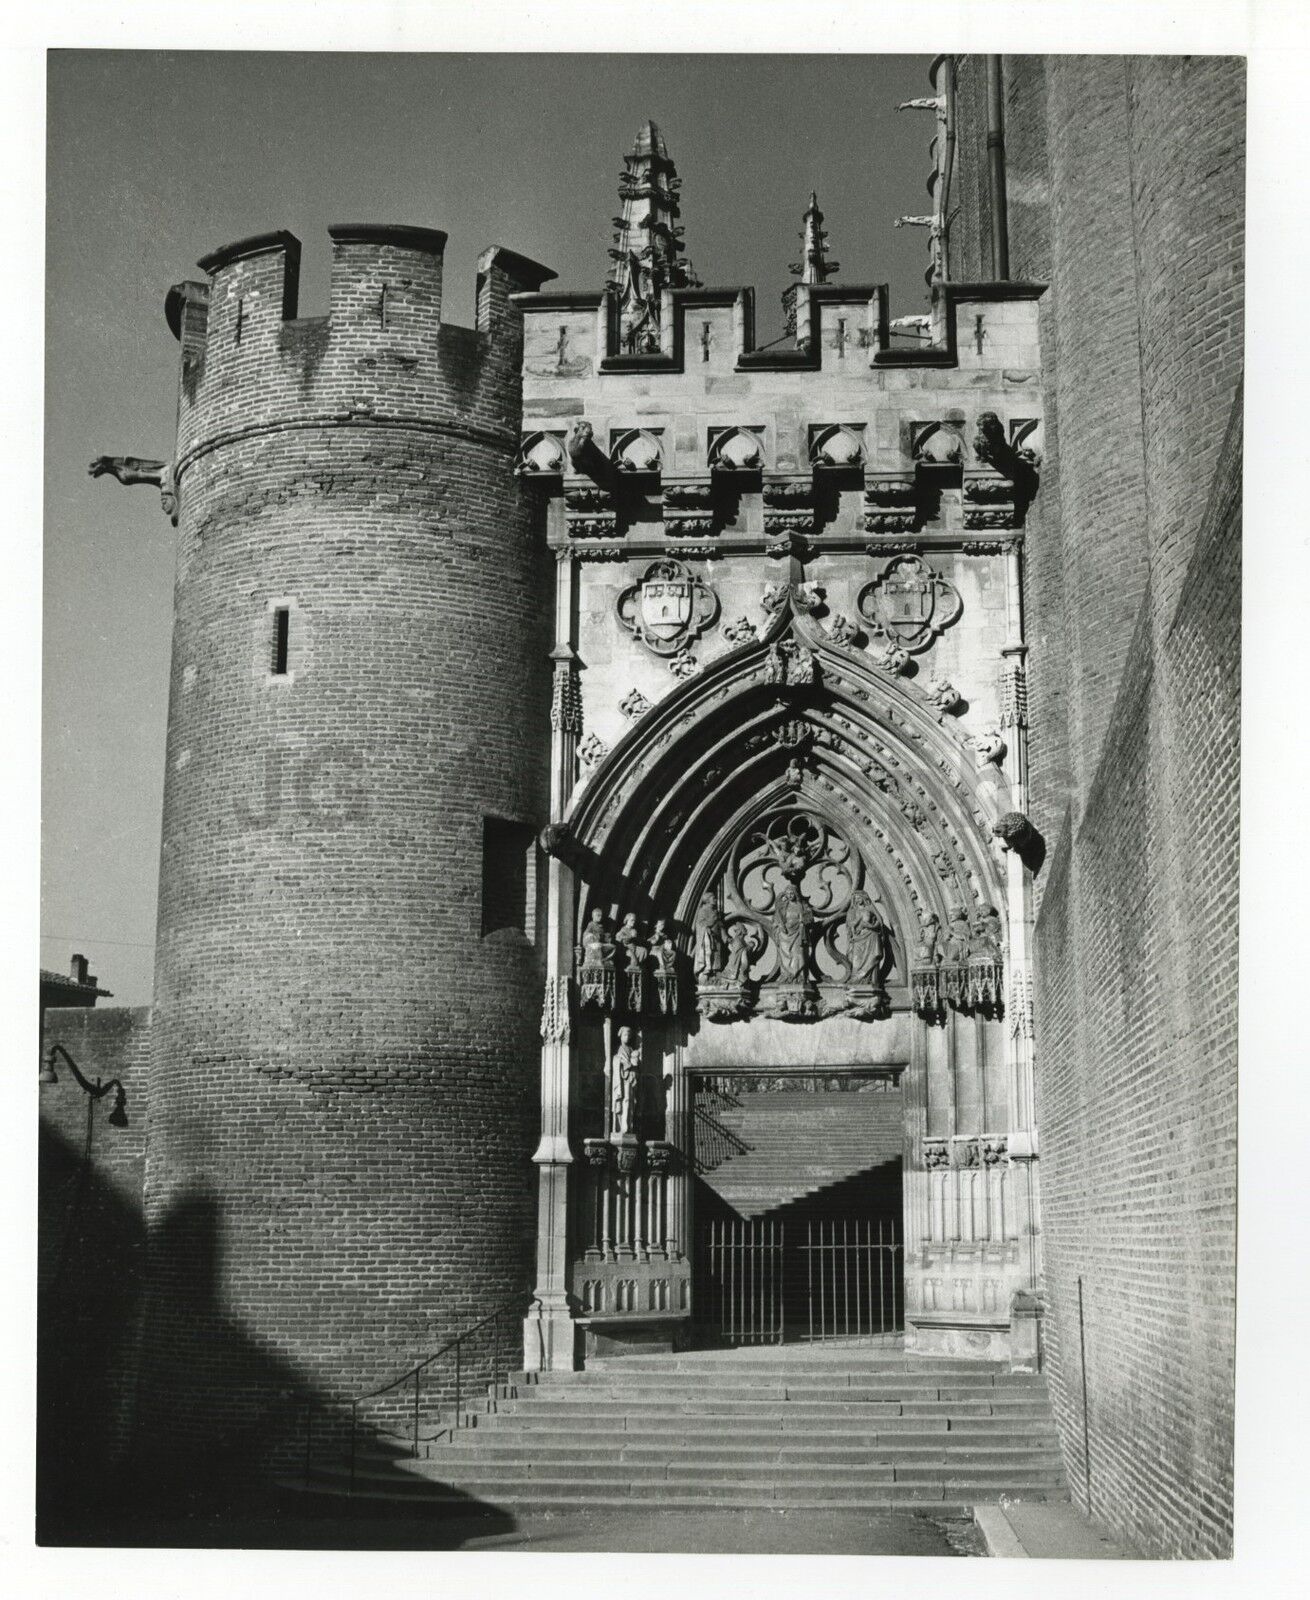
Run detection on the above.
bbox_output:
[946,56,1247,1555]
[138,230,555,1468]
[38,1006,152,1500]
[952,56,1243,1556]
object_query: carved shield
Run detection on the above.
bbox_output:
[857,555,962,653]
[640,579,693,641]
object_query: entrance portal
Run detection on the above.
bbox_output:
[690,1070,904,1346]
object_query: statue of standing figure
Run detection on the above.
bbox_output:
[693,895,728,978]
[843,889,890,985]
[772,883,812,983]
[608,1026,641,1138]
[723,921,758,986]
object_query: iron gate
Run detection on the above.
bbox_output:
[799,1216,902,1341]
[698,1217,785,1345]
[695,1214,902,1345]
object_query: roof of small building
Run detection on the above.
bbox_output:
[40,968,113,999]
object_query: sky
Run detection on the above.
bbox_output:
[42,51,938,1005]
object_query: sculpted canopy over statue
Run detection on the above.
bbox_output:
[693,895,728,978]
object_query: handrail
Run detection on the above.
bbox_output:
[305,1294,532,1494]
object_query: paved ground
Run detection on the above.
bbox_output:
[975,1500,1131,1560]
[41,1487,985,1554]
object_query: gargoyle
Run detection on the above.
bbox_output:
[89,455,178,525]
[973,413,1040,503]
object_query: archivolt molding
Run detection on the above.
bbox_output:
[565,602,1010,953]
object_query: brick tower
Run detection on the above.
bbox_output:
[140,226,556,1460]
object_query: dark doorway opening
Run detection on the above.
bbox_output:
[689,1071,904,1346]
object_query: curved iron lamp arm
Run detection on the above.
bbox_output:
[43,1043,129,1127]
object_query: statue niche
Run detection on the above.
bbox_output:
[694,805,896,1023]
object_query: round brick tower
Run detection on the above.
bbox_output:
[140,226,556,1462]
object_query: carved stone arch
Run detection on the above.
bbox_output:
[566,632,1008,971]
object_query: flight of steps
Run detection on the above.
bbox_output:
[699,1090,903,1216]
[302,1345,1068,1514]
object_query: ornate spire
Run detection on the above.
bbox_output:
[608,120,699,355]
[782,192,839,338]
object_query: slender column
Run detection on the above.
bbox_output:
[526,552,581,1372]
[1000,542,1042,1304]
[665,1044,688,1261]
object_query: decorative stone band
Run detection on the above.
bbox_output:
[923,1134,1009,1170]
[579,1137,678,1174]
[912,956,1004,1022]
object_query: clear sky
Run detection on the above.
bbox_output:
[43,50,943,1005]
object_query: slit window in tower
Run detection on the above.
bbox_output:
[481,817,538,938]
[271,607,290,676]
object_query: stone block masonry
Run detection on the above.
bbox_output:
[140,226,559,1469]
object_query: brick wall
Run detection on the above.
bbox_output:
[38,1006,152,1503]
[137,230,556,1469]
[952,56,1242,1556]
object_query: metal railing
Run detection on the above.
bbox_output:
[304,1298,526,1494]
[801,1216,902,1341]
[697,1217,785,1346]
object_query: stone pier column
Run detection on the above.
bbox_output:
[526,553,580,1371]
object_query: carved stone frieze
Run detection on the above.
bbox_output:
[857,555,962,653]
[912,903,1004,1023]
[723,616,760,645]
[810,424,866,469]
[966,729,1007,766]
[999,657,1029,729]
[664,512,716,538]
[577,732,608,772]
[708,426,765,473]
[551,659,583,734]
[923,1139,950,1171]
[619,687,653,720]
[565,484,613,513]
[517,431,568,476]
[662,478,714,509]
[912,421,964,465]
[764,639,818,688]
[539,975,571,1042]
[926,676,962,715]
[616,558,719,658]
[568,513,620,539]
[763,509,816,543]
[963,507,1018,531]
[762,477,812,508]
[864,510,918,534]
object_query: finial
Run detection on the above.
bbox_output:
[608,120,699,355]
[782,191,839,338]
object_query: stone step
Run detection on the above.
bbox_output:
[522,1371,1043,1393]
[435,1440,1065,1465]
[497,1397,1053,1420]
[493,1409,1058,1436]
[295,1470,993,1512]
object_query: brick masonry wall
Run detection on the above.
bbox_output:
[38,1006,152,1497]
[953,55,1242,1556]
[138,231,555,1468]
[952,57,1245,1557]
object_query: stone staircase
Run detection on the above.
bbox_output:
[301,1344,1068,1513]
[698,1090,903,1217]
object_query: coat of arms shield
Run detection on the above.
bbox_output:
[640,578,693,640]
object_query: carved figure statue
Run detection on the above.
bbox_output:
[772,883,812,983]
[787,645,817,686]
[651,918,679,1016]
[609,1026,640,1137]
[915,912,942,966]
[970,904,1004,958]
[693,895,728,978]
[615,913,646,970]
[581,908,614,968]
[651,919,677,975]
[763,645,786,684]
[943,906,972,966]
[843,889,890,984]
[566,420,595,469]
[723,921,758,986]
